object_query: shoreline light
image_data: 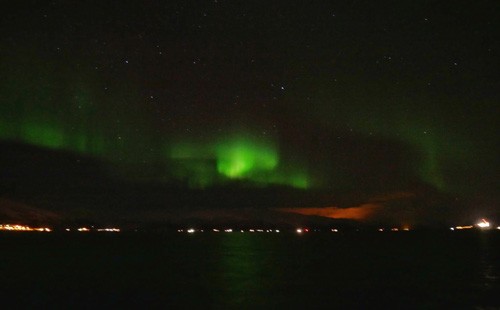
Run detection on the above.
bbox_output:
[97,228,121,232]
[476,219,490,229]
[0,224,51,232]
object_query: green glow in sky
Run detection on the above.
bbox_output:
[0,1,497,209]
[22,121,65,149]
[413,133,446,191]
[0,62,310,188]
[215,137,278,178]
[168,134,310,189]
[0,51,488,196]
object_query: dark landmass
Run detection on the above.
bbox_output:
[0,141,495,229]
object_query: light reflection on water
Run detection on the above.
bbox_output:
[478,233,499,290]
[1,232,499,308]
[208,232,500,308]
[216,235,261,305]
[213,234,281,307]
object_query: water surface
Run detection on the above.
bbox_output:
[0,231,498,308]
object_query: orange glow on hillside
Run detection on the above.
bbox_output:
[279,203,382,220]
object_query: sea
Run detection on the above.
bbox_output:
[0,231,499,309]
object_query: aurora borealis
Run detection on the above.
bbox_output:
[0,0,498,224]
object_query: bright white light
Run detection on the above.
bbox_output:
[450,227,455,231]
[331,229,338,232]
[275,230,280,233]
[187,228,195,233]
[477,219,490,228]
[249,229,255,232]
[224,229,233,233]
[296,228,303,234]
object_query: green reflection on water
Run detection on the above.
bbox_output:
[214,234,274,307]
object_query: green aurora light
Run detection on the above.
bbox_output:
[215,137,278,178]
[0,38,495,197]
[168,134,310,189]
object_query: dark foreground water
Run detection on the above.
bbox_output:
[0,231,499,309]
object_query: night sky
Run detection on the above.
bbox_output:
[0,1,498,226]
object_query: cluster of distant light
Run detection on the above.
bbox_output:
[296,227,413,233]
[0,224,124,233]
[296,228,324,233]
[377,227,411,232]
[178,225,500,233]
[177,228,282,233]
[450,219,498,231]
[65,227,121,232]
[177,227,418,234]
[449,225,473,230]
[179,228,341,234]
[0,224,51,232]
